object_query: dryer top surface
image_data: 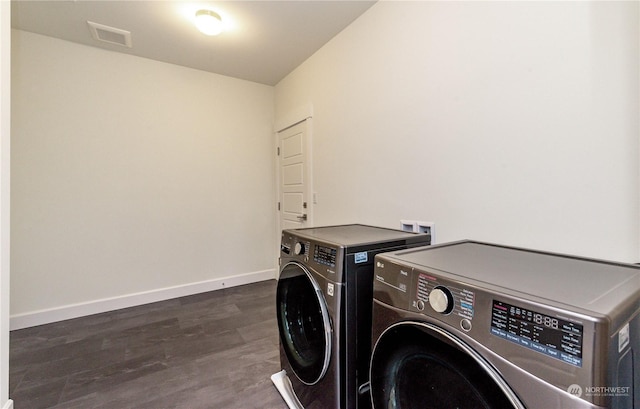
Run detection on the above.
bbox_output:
[384,241,640,314]
[286,224,428,248]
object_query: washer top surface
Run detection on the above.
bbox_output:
[385,241,640,314]
[287,224,424,247]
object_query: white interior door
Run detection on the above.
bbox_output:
[278,120,311,232]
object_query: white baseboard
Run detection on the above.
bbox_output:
[10,269,276,330]
[2,399,13,409]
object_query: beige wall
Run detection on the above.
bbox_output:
[11,31,276,319]
[275,1,640,262]
[9,1,640,326]
[1,2,12,408]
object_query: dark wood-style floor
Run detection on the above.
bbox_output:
[9,280,287,409]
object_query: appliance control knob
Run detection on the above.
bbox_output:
[294,242,305,255]
[429,286,454,314]
[460,319,472,332]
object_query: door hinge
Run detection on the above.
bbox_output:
[278,202,281,211]
[277,147,280,156]
[303,202,307,209]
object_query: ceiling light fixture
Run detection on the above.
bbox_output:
[195,9,223,36]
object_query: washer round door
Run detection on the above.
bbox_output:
[277,262,332,385]
[370,322,526,409]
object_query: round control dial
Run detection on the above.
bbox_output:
[429,286,454,314]
[294,242,305,255]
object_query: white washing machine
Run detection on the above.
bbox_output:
[272,224,430,409]
[369,241,640,409]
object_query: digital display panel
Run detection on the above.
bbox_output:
[314,245,336,267]
[490,300,583,367]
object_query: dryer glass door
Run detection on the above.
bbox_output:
[277,262,332,385]
[370,322,525,409]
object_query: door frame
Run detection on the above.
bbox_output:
[274,105,313,273]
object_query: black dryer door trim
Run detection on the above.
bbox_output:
[277,262,332,385]
[369,321,526,409]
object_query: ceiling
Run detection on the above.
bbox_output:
[11,0,377,86]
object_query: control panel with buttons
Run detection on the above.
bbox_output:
[374,259,477,333]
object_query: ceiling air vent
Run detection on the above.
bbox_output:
[87,21,132,48]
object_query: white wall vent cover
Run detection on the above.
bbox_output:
[87,21,132,48]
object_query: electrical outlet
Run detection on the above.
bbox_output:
[416,221,435,243]
[401,220,435,243]
[400,220,417,232]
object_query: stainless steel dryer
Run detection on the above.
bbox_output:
[273,224,431,409]
[369,241,640,409]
